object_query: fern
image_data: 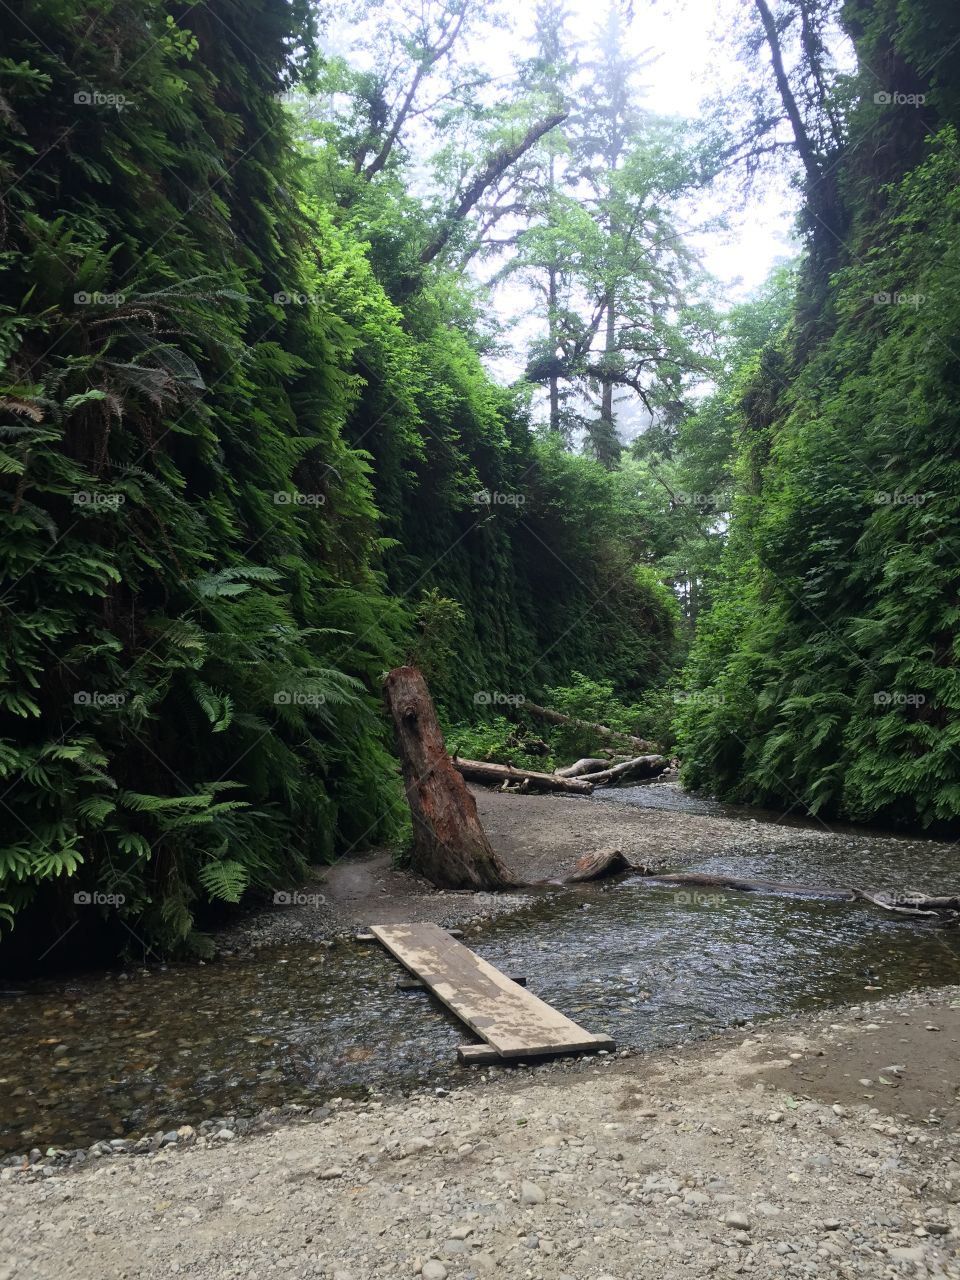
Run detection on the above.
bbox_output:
[197,859,250,904]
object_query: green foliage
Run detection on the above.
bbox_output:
[409,590,467,689]
[0,0,406,956]
[0,0,682,963]
[626,263,797,633]
[680,71,960,828]
[541,671,645,761]
[442,715,555,769]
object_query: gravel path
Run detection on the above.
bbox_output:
[5,989,959,1280]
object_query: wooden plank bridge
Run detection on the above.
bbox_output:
[367,922,614,1065]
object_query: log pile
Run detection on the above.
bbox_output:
[452,753,669,791]
[452,758,594,794]
[575,755,668,785]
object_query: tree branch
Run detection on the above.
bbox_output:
[362,2,471,182]
[419,110,567,265]
[753,0,821,184]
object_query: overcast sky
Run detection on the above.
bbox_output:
[486,0,800,296]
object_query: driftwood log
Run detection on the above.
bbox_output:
[565,847,633,882]
[453,754,666,791]
[384,667,515,890]
[632,867,960,922]
[453,758,593,794]
[524,702,659,754]
[576,755,669,785]
[555,757,614,778]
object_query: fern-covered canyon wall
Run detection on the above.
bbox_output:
[0,0,677,965]
[680,0,960,828]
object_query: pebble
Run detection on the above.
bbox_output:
[520,1180,546,1205]
[889,1246,926,1264]
[421,1263,447,1280]
[724,1212,751,1231]
[403,1137,433,1157]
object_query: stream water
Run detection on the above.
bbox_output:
[4,784,960,1155]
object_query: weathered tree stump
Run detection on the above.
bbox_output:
[384,666,515,890]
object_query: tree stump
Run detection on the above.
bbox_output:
[384,666,515,890]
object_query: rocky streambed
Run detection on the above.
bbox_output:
[3,783,960,1173]
[3,988,959,1280]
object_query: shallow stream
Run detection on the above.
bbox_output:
[3,784,960,1153]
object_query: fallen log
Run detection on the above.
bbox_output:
[566,847,633,882]
[384,667,515,890]
[855,885,952,916]
[454,757,593,794]
[555,757,612,778]
[638,870,854,899]
[577,755,669,786]
[524,702,660,754]
[633,868,960,921]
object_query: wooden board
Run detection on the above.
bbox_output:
[370,922,614,1061]
[397,973,526,991]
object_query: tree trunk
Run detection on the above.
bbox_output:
[753,0,821,186]
[453,757,593,794]
[547,155,561,434]
[524,702,660,753]
[601,286,616,424]
[548,263,560,433]
[384,667,515,889]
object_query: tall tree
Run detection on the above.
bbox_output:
[517,0,579,433]
[511,4,715,463]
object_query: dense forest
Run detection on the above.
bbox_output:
[2,0,959,963]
